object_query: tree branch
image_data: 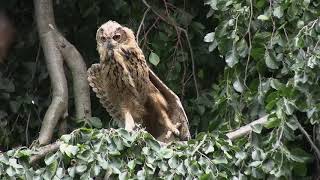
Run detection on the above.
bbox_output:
[226,115,268,140]
[297,120,320,160]
[54,30,92,120]
[29,141,61,164]
[34,0,68,145]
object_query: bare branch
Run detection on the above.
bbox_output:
[226,115,269,140]
[297,120,320,160]
[136,7,150,43]
[54,31,92,120]
[141,0,199,98]
[34,0,68,145]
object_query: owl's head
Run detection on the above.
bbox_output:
[96,21,136,62]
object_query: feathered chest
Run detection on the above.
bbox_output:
[101,47,150,96]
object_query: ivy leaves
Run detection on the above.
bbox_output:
[0,128,312,179]
[203,0,319,178]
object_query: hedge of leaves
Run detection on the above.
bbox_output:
[0,128,313,179]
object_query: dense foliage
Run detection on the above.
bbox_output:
[0,0,319,178]
[0,128,312,179]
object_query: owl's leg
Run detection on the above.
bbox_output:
[148,93,181,137]
[122,109,135,131]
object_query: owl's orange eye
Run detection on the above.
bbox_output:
[113,34,121,41]
[101,36,106,42]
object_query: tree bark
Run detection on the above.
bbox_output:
[34,0,68,145]
[34,0,91,145]
[54,31,91,120]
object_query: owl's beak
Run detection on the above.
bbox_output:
[105,40,114,50]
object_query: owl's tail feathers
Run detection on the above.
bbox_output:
[87,64,120,119]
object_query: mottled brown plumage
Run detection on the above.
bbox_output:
[88,21,190,142]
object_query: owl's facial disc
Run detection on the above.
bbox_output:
[96,21,136,62]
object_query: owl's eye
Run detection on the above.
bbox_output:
[101,36,106,42]
[113,34,121,41]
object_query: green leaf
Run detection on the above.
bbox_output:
[264,117,281,129]
[251,124,263,134]
[257,15,270,21]
[265,50,279,69]
[76,165,87,173]
[212,156,227,164]
[6,166,16,177]
[60,144,79,157]
[261,160,274,173]
[235,151,247,160]
[225,47,238,67]
[204,32,215,42]
[146,138,160,151]
[128,160,136,170]
[270,78,284,90]
[60,134,72,143]
[88,117,102,128]
[44,154,58,165]
[273,6,283,18]
[168,156,179,169]
[233,79,244,93]
[149,52,160,66]
[68,167,76,177]
[248,161,262,167]
[283,98,295,115]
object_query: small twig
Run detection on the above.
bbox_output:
[296,120,320,160]
[141,0,199,98]
[25,111,31,145]
[136,7,150,43]
[243,0,253,86]
[180,28,199,99]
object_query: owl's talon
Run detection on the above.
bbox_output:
[169,122,181,137]
[165,131,173,139]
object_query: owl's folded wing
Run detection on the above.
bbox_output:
[148,68,191,141]
[87,63,122,121]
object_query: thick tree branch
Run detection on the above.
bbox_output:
[29,141,61,164]
[54,30,92,120]
[34,0,68,145]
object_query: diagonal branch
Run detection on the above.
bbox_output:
[226,115,268,140]
[34,0,68,145]
[297,120,320,160]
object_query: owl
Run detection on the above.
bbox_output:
[87,21,190,142]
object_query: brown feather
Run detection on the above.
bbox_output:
[88,20,190,142]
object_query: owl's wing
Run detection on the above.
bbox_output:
[148,68,191,141]
[87,63,122,122]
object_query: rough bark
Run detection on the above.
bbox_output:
[34,0,91,145]
[54,31,91,120]
[34,0,68,145]
[29,141,61,164]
